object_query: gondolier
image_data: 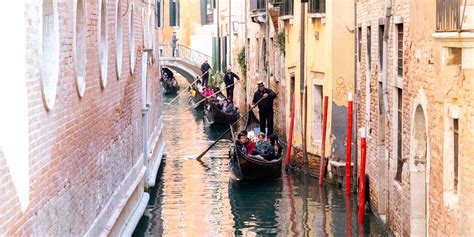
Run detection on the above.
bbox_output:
[252,81,277,136]
[223,67,240,101]
[200,60,211,87]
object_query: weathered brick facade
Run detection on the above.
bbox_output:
[357,0,474,235]
[0,0,164,235]
[244,1,287,138]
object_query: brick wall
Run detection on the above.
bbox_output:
[357,0,474,235]
[0,0,163,235]
[356,0,411,235]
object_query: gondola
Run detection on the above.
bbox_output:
[203,93,240,125]
[188,85,205,109]
[229,110,283,181]
[160,68,179,94]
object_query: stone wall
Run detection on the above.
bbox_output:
[0,0,164,235]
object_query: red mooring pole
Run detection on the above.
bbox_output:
[358,130,367,224]
[319,96,329,186]
[285,94,296,166]
[345,93,354,196]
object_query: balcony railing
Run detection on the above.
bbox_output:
[436,0,460,32]
[280,0,293,17]
[271,0,283,5]
[309,0,325,14]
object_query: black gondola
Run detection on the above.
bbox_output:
[188,86,205,109]
[203,94,240,125]
[229,110,283,181]
[160,68,179,94]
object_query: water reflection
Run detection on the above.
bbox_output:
[228,179,282,236]
[133,86,387,236]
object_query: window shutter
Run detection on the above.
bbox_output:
[201,0,206,25]
[170,0,176,26]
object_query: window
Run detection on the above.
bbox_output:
[280,0,293,16]
[41,0,60,110]
[395,88,403,182]
[312,84,323,143]
[170,0,180,27]
[74,0,86,96]
[263,38,267,71]
[256,38,260,70]
[116,0,123,79]
[378,82,385,144]
[453,118,459,192]
[99,0,108,88]
[367,26,371,66]
[250,0,267,11]
[397,24,403,77]
[129,4,135,74]
[201,0,214,25]
[309,0,325,14]
[246,38,250,66]
[378,25,384,70]
[358,27,362,63]
[156,0,162,28]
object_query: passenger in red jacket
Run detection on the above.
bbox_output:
[237,130,257,155]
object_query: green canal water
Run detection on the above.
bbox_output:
[133,89,388,236]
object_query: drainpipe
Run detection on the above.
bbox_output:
[300,0,308,173]
[142,49,152,188]
[266,0,270,86]
[383,0,391,115]
[229,0,232,65]
[353,0,358,192]
[217,0,221,71]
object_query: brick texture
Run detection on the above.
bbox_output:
[0,0,162,235]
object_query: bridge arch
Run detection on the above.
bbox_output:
[158,44,212,83]
[160,59,199,83]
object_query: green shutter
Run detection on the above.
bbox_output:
[156,0,161,27]
[170,0,176,26]
[201,0,206,25]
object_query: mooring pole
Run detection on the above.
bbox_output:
[346,93,354,196]
[319,96,329,186]
[358,129,367,224]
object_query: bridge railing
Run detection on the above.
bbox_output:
[159,44,212,68]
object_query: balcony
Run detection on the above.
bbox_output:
[250,0,267,24]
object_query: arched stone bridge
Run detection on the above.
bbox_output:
[158,44,212,82]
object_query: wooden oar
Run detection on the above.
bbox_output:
[185,80,241,111]
[195,95,265,161]
[165,70,210,106]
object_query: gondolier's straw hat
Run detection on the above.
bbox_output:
[257,80,264,85]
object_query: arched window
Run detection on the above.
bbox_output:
[74,0,87,96]
[41,0,60,110]
[129,3,135,74]
[116,0,123,79]
[99,0,108,88]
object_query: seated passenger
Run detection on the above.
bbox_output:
[203,85,214,97]
[268,134,283,159]
[238,130,256,155]
[255,133,266,147]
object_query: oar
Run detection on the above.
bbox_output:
[165,70,210,106]
[195,96,265,161]
[185,80,241,111]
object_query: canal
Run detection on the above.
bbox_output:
[133,84,388,236]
